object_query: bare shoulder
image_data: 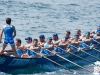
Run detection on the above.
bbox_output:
[12,25,15,28]
[11,25,16,30]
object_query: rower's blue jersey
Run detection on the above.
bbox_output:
[68,44,83,52]
[81,42,90,49]
[16,49,22,57]
[91,35,100,46]
[4,25,13,40]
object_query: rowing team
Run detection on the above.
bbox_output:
[4,25,100,58]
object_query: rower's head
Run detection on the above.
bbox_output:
[61,36,68,43]
[96,30,100,36]
[25,37,32,44]
[66,30,71,37]
[15,38,21,46]
[74,34,79,40]
[39,34,45,42]
[85,31,90,37]
[32,39,38,46]
[75,29,81,36]
[97,24,100,29]
[53,33,58,41]
[63,36,68,41]
[6,18,11,25]
[47,37,52,44]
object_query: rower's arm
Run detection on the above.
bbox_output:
[12,25,16,38]
[5,49,13,52]
[0,26,4,42]
[44,45,54,50]
[30,47,40,51]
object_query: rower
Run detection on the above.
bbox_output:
[59,36,69,48]
[25,37,32,49]
[42,37,54,56]
[75,29,81,37]
[52,33,60,46]
[70,29,82,41]
[38,34,45,47]
[68,34,82,52]
[21,45,29,58]
[28,39,41,58]
[91,30,100,47]
[81,31,92,50]
[19,37,33,58]
[56,36,69,54]
[95,24,100,34]
[15,38,23,57]
[65,30,71,39]
[15,38,29,58]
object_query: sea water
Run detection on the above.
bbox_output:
[0,0,100,75]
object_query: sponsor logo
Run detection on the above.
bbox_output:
[9,58,30,66]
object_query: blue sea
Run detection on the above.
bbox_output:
[0,0,100,75]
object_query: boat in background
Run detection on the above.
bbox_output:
[0,48,100,72]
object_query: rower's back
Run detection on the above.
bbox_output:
[4,25,13,40]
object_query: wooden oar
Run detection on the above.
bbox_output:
[70,45,100,61]
[56,46,100,68]
[42,48,92,73]
[28,49,74,73]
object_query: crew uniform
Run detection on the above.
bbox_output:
[3,25,14,45]
[42,37,54,55]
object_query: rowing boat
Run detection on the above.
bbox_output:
[0,48,100,72]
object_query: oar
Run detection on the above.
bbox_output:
[56,46,100,67]
[42,48,92,73]
[70,44,100,61]
[83,42,100,53]
[93,39,100,45]
[28,49,74,73]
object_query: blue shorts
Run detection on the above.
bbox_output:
[4,39,14,45]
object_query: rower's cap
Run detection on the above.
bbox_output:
[53,33,58,36]
[74,34,79,37]
[97,29,100,33]
[39,35,45,38]
[47,37,52,40]
[85,31,90,35]
[25,37,32,41]
[64,36,68,39]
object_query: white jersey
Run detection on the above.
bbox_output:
[26,43,32,49]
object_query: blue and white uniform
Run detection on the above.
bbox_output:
[54,42,66,54]
[42,43,54,55]
[3,25,14,45]
[16,49,23,57]
[82,38,90,49]
[91,35,100,47]
[68,41,82,52]
[27,46,40,58]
